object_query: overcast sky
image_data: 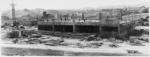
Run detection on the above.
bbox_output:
[0,0,149,11]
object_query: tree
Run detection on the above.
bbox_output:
[30,20,37,26]
[2,16,10,20]
[141,8,149,13]
[24,9,30,12]
[13,21,20,27]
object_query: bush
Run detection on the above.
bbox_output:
[30,21,37,26]
[13,21,20,27]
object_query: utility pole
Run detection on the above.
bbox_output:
[11,0,16,26]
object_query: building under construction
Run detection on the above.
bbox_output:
[38,9,136,37]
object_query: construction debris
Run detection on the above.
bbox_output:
[129,36,138,43]
[21,30,37,37]
[108,37,116,42]
[44,42,57,46]
[114,39,123,44]
[138,35,149,43]
[130,39,145,46]
[127,50,141,54]
[30,33,42,38]
[12,39,18,44]
[82,34,101,41]
[129,36,145,46]
[59,42,69,46]
[109,44,120,48]
[76,43,85,48]
[91,42,103,46]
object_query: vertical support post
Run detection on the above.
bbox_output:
[47,18,48,24]
[46,13,48,24]
[72,13,76,33]
[19,30,21,37]
[118,10,122,36]
[63,26,65,33]
[99,13,102,35]
[82,13,85,22]
[52,19,55,33]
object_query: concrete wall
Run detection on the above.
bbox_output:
[38,21,99,26]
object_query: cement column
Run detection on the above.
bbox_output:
[82,13,85,22]
[52,19,55,33]
[99,13,102,35]
[72,14,76,33]
[118,11,122,36]
[63,26,65,32]
[19,30,21,37]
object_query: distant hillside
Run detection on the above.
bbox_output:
[1,6,148,21]
[122,13,149,21]
[2,9,46,19]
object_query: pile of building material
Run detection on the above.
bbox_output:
[129,36,145,46]
[30,33,42,38]
[16,35,65,46]
[108,44,120,48]
[39,31,95,39]
[21,30,37,37]
[43,37,64,46]
[138,34,149,43]
[80,34,101,41]
[12,39,18,44]
[127,50,141,54]
[91,42,103,46]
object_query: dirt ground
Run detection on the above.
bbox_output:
[2,47,146,56]
[1,28,149,56]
